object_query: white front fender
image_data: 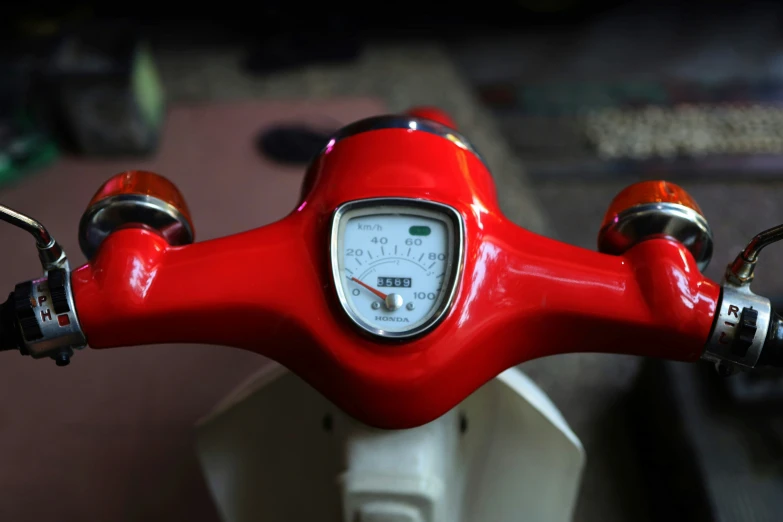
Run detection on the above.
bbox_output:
[195,364,584,522]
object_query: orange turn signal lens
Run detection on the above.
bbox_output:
[598,180,713,271]
[600,180,704,231]
[80,171,195,259]
[87,170,194,227]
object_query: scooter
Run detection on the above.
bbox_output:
[0,107,780,522]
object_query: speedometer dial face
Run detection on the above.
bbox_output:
[331,199,464,339]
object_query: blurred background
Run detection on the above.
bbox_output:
[3,1,783,521]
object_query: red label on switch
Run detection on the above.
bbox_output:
[57,314,70,327]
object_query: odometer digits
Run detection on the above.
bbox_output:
[377,277,412,288]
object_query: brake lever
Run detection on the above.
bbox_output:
[725,224,783,287]
[0,204,68,273]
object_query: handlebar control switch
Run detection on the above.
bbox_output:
[598,180,713,271]
[79,170,195,260]
[703,286,771,370]
[8,269,86,364]
[709,220,783,371]
[0,203,82,363]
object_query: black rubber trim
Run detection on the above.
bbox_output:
[48,269,70,314]
[759,309,783,367]
[0,292,21,351]
[14,281,42,341]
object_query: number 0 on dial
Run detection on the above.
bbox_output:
[330,198,464,339]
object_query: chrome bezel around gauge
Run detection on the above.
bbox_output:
[330,198,465,340]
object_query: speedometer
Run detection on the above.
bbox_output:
[330,198,464,339]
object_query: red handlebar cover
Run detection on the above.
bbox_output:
[71,122,719,428]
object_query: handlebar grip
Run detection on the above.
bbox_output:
[0,293,20,352]
[759,310,783,367]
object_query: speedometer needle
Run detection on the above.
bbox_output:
[350,277,388,300]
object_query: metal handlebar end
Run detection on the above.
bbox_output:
[0,204,85,364]
[705,222,783,373]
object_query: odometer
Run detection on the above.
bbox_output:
[377,277,412,288]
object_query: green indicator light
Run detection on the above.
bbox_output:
[409,226,431,236]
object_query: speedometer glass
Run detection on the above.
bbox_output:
[331,199,464,339]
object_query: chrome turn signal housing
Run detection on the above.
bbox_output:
[598,180,713,271]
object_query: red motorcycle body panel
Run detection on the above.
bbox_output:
[71,119,720,429]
